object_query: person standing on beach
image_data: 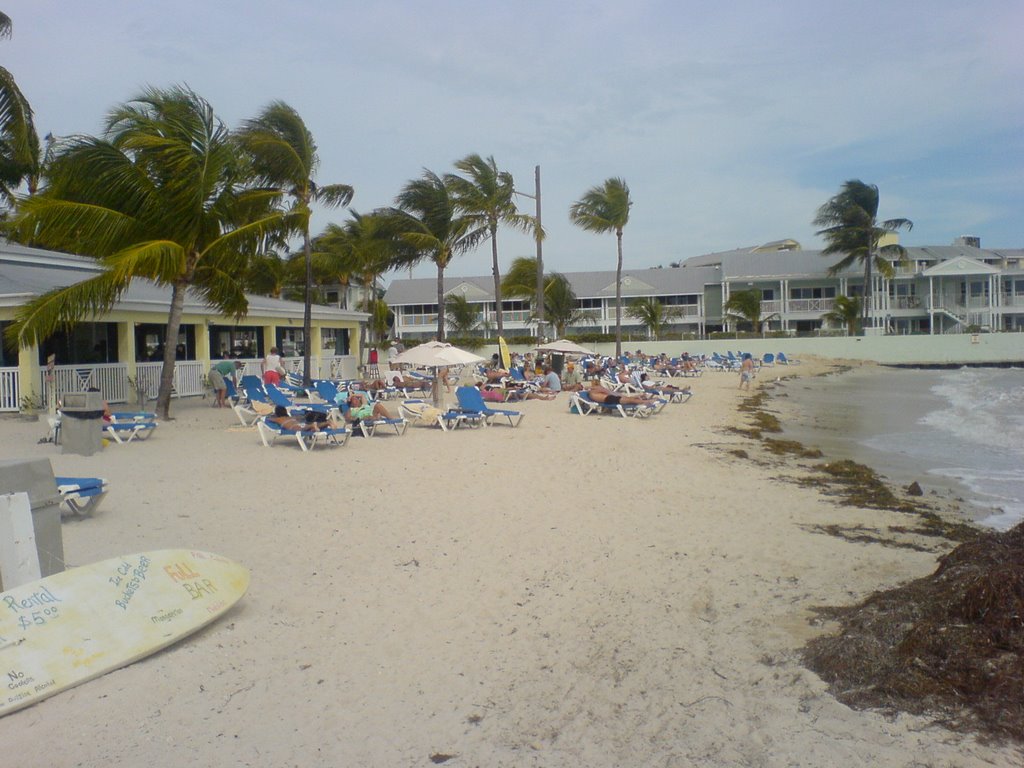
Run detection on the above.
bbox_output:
[739,353,755,390]
[210,359,243,407]
[262,346,284,385]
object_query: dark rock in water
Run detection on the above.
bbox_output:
[906,481,924,496]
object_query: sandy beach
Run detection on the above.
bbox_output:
[0,361,1020,767]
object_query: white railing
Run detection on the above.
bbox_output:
[401,313,438,326]
[786,298,836,313]
[0,367,19,412]
[890,296,921,309]
[501,310,532,323]
[1002,295,1024,307]
[760,300,782,314]
[135,360,208,400]
[43,363,129,405]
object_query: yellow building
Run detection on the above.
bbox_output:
[0,241,367,411]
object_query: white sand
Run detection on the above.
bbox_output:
[1,364,1020,767]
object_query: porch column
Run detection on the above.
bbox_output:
[261,324,276,358]
[195,321,211,367]
[779,279,786,332]
[928,276,934,335]
[17,341,41,411]
[115,321,137,381]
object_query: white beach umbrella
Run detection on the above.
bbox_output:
[535,339,596,356]
[391,340,486,368]
[391,341,486,405]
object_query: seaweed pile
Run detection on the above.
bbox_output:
[804,522,1024,743]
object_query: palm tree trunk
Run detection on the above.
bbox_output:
[302,230,313,386]
[490,222,503,336]
[615,228,623,358]
[436,261,446,341]
[156,280,188,420]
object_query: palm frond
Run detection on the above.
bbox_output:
[6,271,132,347]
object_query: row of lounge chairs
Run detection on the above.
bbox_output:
[231,377,524,452]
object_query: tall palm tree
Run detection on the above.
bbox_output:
[823,294,862,336]
[813,180,912,332]
[626,297,683,340]
[4,85,288,419]
[724,289,777,334]
[312,211,412,347]
[569,177,632,356]
[237,101,353,384]
[0,12,40,206]
[385,170,485,340]
[445,154,536,336]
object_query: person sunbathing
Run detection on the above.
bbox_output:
[346,392,392,422]
[586,383,660,407]
[637,373,691,394]
[476,382,553,402]
[268,406,340,432]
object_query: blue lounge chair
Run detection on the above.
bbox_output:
[344,389,408,437]
[104,419,157,443]
[55,476,108,517]
[760,353,775,366]
[455,386,524,427]
[569,391,655,419]
[256,416,348,451]
[777,352,801,365]
[398,399,484,431]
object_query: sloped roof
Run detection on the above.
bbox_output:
[922,256,1000,277]
[0,240,367,321]
[384,265,720,304]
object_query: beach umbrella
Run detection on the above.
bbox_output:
[535,339,596,356]
[497,336,512,369]
[391,341,485,405]
[391,340,485,368]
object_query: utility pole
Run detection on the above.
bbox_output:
[515,165,545,339]
[534,165,544,339]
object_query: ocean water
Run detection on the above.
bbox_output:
[773,366,1024,531]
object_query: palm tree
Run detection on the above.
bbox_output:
[543,273,593,338]
[385,170,485,340]
[626,297,683,340]
[823,294,862,336]
[444,292,483,337]
[0,12,40,206]
[569,177,632,357]
[312,211,412,347]
[4,85,288,419]
[446,154,536,336]
[813,180,912,332]
[501,257,592,337]
[237,101,353,385]
[724,289,777,334]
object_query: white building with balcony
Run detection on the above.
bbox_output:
[383,236,1024,342]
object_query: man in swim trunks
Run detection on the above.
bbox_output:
[586,383,660,406]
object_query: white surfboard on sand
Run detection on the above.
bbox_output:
[0,549,249,717]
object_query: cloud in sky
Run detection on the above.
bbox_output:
[5,1,1022,280]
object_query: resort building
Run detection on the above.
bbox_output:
[0,240,367,412]
[384,237,1024,340]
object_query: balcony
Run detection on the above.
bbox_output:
[400,313,439,326]
[786,298,835,313]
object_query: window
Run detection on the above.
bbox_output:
[889,283,916,297]
[790,286,836,299]
[578,298,602,309]
[659,295,698,306]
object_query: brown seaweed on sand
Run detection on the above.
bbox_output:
[804,522,1024,743]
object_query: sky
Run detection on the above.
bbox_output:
[5,1,1022,283]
